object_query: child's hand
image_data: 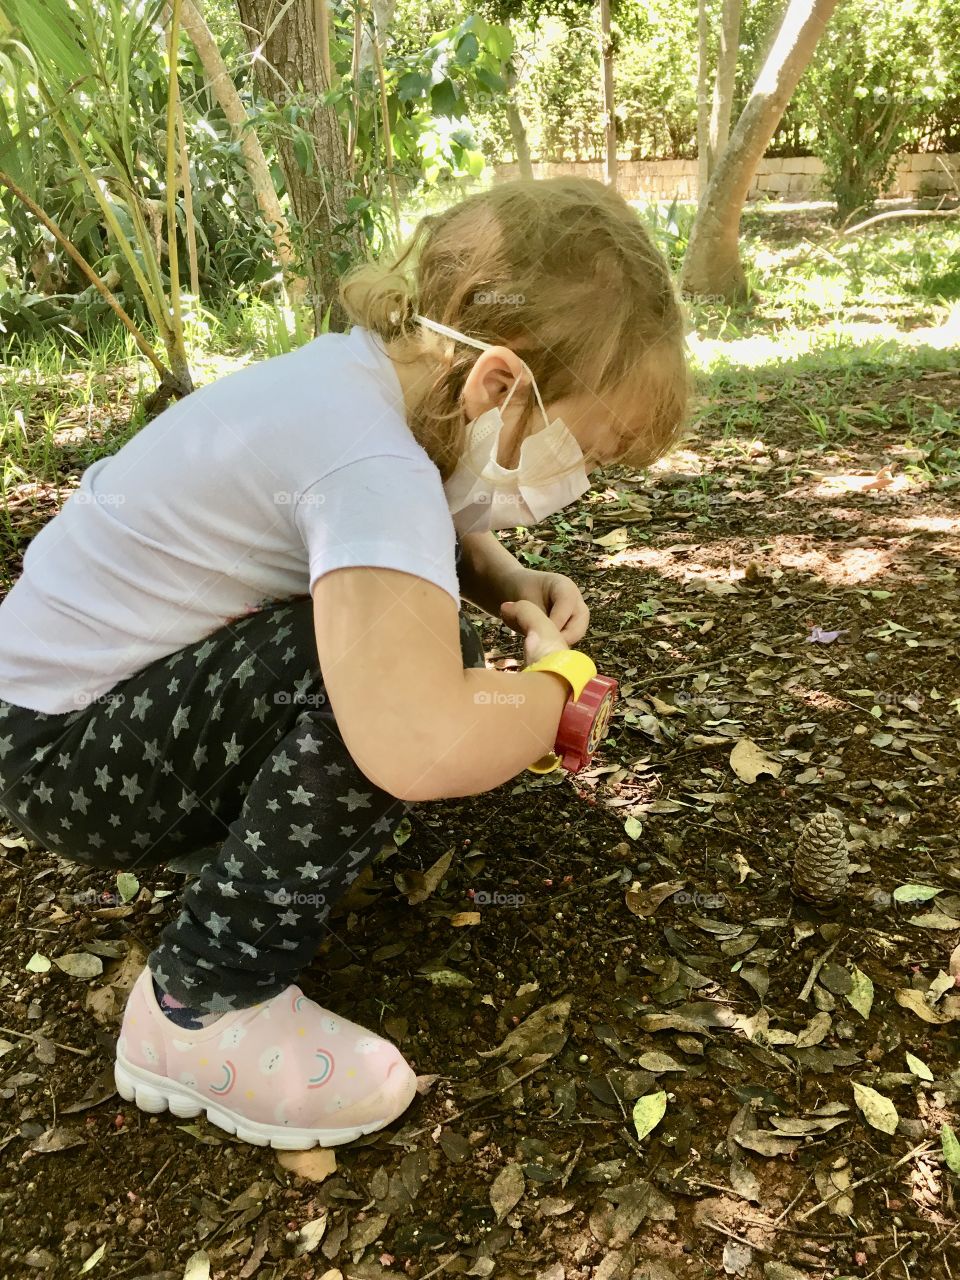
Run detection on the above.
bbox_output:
[499,599,569,666]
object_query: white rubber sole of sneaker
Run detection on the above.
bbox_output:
[115,1055,410,1150]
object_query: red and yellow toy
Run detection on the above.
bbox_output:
[524,650,618,774]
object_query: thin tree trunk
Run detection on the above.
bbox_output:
[696,0,711,198]
[503,23,533,181]
[598,0,617,188]
[235,0,363,331]
[681,0,842,302]
[709,0,742,168]
[177,0,305,307]
[358,0,395,70]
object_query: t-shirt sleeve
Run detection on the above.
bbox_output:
[294,453,461,604]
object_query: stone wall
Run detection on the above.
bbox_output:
[492,153,960,202]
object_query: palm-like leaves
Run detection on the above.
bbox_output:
[0,0,192,401]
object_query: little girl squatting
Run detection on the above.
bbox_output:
[0,177,691,1150]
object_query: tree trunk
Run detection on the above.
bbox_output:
[696,0,711,198]
[708,0,742,170]
[177,0,305,307]
[235,0,363,331]
[681,0,841,302]
[598,0,617,188]
[503,25,534,181]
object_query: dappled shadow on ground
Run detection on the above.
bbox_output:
[0,361,959,1279]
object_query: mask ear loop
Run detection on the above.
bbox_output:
[415,312,534,424]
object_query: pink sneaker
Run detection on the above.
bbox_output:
[114,967,418,1149]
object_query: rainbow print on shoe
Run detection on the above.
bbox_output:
[114,967,418,1149]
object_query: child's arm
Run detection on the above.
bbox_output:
[456,531,531,615]
[458,531,590,644]
[311,567,571,802]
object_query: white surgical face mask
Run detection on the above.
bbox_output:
[415,313,591,535]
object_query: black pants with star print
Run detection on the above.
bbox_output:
[0,590,486,1014]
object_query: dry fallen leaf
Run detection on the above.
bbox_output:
[395,848,455,905]
[476,998,571,1061]
[277,1147,337,1181]
[625,880,686,918]
[490,1162,525,1222]
[729,739,783,783]
[449,911,481,927]
[895,988,956,1024]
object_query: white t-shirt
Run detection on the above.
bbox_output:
[0,326,460,714]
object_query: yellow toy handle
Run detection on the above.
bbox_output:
[524,650,598,773]
[524,650,597,701]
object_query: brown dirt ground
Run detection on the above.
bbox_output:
[0,365,958,1280]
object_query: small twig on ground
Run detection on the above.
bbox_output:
[797,1141,933,1221]
[0,1025,93,1057]
[702,1218,774,1256]
[774,1172,816,1225]
[403,1055,556,1140]
[798,938,840,1002]
[418,1254,460,1280]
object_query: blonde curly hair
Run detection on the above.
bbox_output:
[339,176,693,483]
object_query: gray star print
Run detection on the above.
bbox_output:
[271,751,294,776]
[193,639,216,665]
[132,692,154,721]
[178,789,200,814]
[202,992,238,1014]
[69,787,90,814]
[338,788,372,811]
[232,657,257,688]
[289,823,319,847]
[205,911,230,937]
[120,774,143,803]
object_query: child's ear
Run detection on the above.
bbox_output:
[462,347,527,419]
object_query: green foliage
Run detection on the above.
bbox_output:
[347,5,509,194]
[0,0,275,343]
[797,0,960,221]
[635,197,698,274]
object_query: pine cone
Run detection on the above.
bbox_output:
[792,811,849,907]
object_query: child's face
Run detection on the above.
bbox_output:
[538,391,629,474]
[461,348,626,475]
